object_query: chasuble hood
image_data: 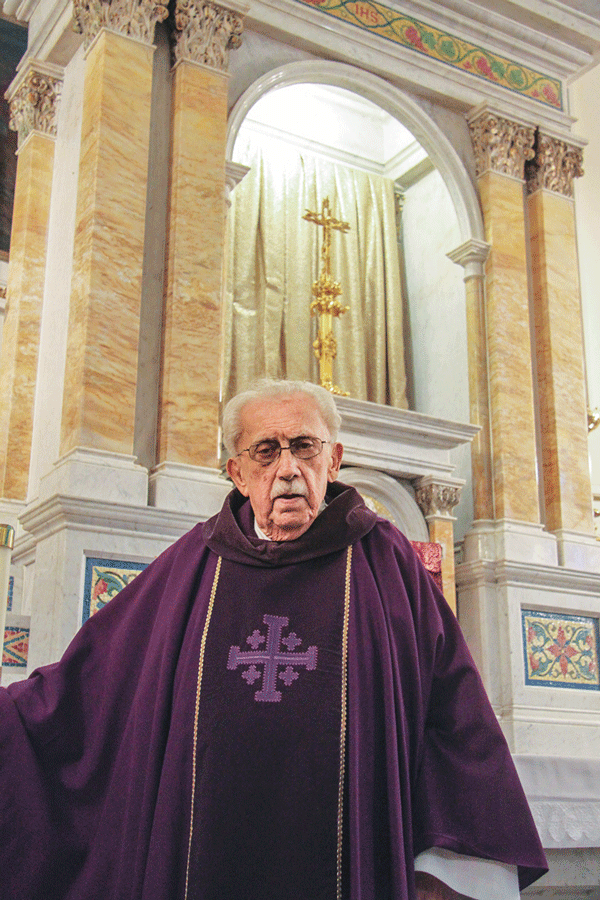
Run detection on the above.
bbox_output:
[203,480,376,565]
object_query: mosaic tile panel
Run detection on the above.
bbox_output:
[523,609,599,691]
[6,574,13,611]
[3,625,29,668]
[83,557,148,624]
[294,0,562,109]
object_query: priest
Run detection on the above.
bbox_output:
[0,379,547,900]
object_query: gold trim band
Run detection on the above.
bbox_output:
[337,544,353,900]
[184,555,222,900]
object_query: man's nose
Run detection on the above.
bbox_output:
[275,446,302,477]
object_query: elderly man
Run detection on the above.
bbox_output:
[1,380,546,900]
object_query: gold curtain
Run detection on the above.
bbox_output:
[223,135,408,408]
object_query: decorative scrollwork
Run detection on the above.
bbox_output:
[8,67,62,146]
[469,111,535,180]
[525,133,584,198]
[173,0,244,69]
[72,0,169,49]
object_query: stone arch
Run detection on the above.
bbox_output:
[226,59,484,245]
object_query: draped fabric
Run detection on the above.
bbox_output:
[223,135,408,407]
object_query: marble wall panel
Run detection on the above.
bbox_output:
[0,134,55,500]
[157,61,228,470]
[426,516,456,612]
[60,31,154,457]
[528,189,594,535]
[478,171,540,524]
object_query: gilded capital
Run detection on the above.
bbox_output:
[7,63,62,146]
[525,133,584,198]
[73,0,169,49]
[415,480,462,519]
[173,0,244,69]
[468,111,535,180]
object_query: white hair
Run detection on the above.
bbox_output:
[222,378,342,455]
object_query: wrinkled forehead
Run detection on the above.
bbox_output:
[238,394,329,446]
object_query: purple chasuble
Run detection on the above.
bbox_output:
[0,483,548,900]
[186,553,348,899]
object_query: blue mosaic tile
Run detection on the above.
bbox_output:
[3,625,29,668]
[83,557,148,624]
[6,575,13,612]
[522,609,599,691]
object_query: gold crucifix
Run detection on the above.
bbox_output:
[303,198,351,395]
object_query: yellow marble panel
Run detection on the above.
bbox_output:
[478,172,540,523]
[427,517,456,613]
[464,274,493,520]
[0,134,55,499]
[528,190,593,534]
[60,31,154,457]
[157,62,228,469]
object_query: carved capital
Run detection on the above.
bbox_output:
[73,0,169,49]
[7,62,62,146]
[468,111,535,180]
[447,238,490,278]
[415,478,462,519]
[173,0,244,70]
[525,133,584,198]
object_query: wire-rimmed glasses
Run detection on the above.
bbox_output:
[237,436,330,466]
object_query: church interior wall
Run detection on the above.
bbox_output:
[571,62,600,516]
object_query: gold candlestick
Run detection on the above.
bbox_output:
[303,198,350,395]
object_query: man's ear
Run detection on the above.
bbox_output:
[226,457,250,496]
[327,442,344,482]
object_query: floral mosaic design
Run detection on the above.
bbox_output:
[2,625,29,668]
[294,0,562,110]
[83,557,148,623]
[523,610,599,691]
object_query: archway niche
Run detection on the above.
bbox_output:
[225,62,482,541]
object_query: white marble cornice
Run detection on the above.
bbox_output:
[18,493,201,544]
[240,0,584,136]
[334,396,479,481]
[384,0,600,77]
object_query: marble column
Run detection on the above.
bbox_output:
[526,135,597,568]
[0,63,61,503]
[151,0,245,511]
[415,476,463,613]
[59,0,168,463]
[447,239,492,522]
[467,109,540,525]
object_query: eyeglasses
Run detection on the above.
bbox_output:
[237,436,330,465]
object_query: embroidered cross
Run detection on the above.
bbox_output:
[227,614,318,702]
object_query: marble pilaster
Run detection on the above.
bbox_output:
[447,239,492,521]
[154,0,245,485]
[59,26,156,457]
[415,476,463,612]
[0,62,61,501]
[468,108,540,524]
[526,135,595,546]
